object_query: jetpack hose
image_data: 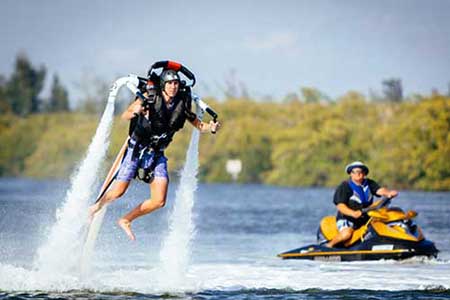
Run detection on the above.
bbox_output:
[191,93,219,133]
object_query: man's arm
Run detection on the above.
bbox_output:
[337,203,362,219]
[375,187,399,199]
[189,118,220,133]
[122,99,143,121]
[368,179,398,198]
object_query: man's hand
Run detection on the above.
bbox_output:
[352,210,363,219]
[387,190,399,198]
[209,120,221,133]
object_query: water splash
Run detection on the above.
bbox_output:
[33,100,115,275]
[158,115,202,288]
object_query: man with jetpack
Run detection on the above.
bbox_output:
[89,61,220,241]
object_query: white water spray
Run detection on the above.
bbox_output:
[33,75,140,276]
[158,108,203,287]
[33,100,115,274]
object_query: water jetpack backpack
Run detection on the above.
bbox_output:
[128,61,197,149]
[128,61,198,182]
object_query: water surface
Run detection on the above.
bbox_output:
[1,178,449,299]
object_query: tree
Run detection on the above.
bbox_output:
[300,87,330,103]
[382,78,403,102]
[7,53,46,115]
[47,74,70,112]
[0,75,10,113]
[282,92,300,103]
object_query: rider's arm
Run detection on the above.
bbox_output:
[121,99,143,121]
[337,203,362,219]
[367,178,398,198]
[189,118,219,133]
[375,187,399,199]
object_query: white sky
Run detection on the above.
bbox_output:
[1,0,450,102]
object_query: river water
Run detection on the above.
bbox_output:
[0,178,449,299]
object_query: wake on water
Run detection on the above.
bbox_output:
[2,257,449,293]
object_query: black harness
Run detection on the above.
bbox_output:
[129,86,196,183]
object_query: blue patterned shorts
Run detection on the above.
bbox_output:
[336,218,355,231]
[116,142,169,182]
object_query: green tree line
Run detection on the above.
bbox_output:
[0,94,449,191]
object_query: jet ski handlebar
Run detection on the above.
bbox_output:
[362,196,392,213]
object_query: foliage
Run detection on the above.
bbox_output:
[46,75,70,112]
[382,78,403,102]
[0,75,8,113]
[23,113,97,177]
[0,113,50,175]
[5,53,46,115]
[0,54,71,115]
[0,94,448,191]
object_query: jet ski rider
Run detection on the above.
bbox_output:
[325,161,399,248]
[89,67,221,241]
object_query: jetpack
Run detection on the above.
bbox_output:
[80,61,218,275]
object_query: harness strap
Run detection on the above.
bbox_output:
[136,147,164,184]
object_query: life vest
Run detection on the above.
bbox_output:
[347,179,374,208]
[129,87,196,152]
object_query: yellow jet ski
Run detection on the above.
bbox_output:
[278,197,439,261]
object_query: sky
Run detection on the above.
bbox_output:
[1,0,450,104]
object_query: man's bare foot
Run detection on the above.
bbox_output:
[118,218,136,241]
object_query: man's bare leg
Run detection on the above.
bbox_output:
[118,178,168,240]
[325,227,353,248]
[89,181,130,220]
